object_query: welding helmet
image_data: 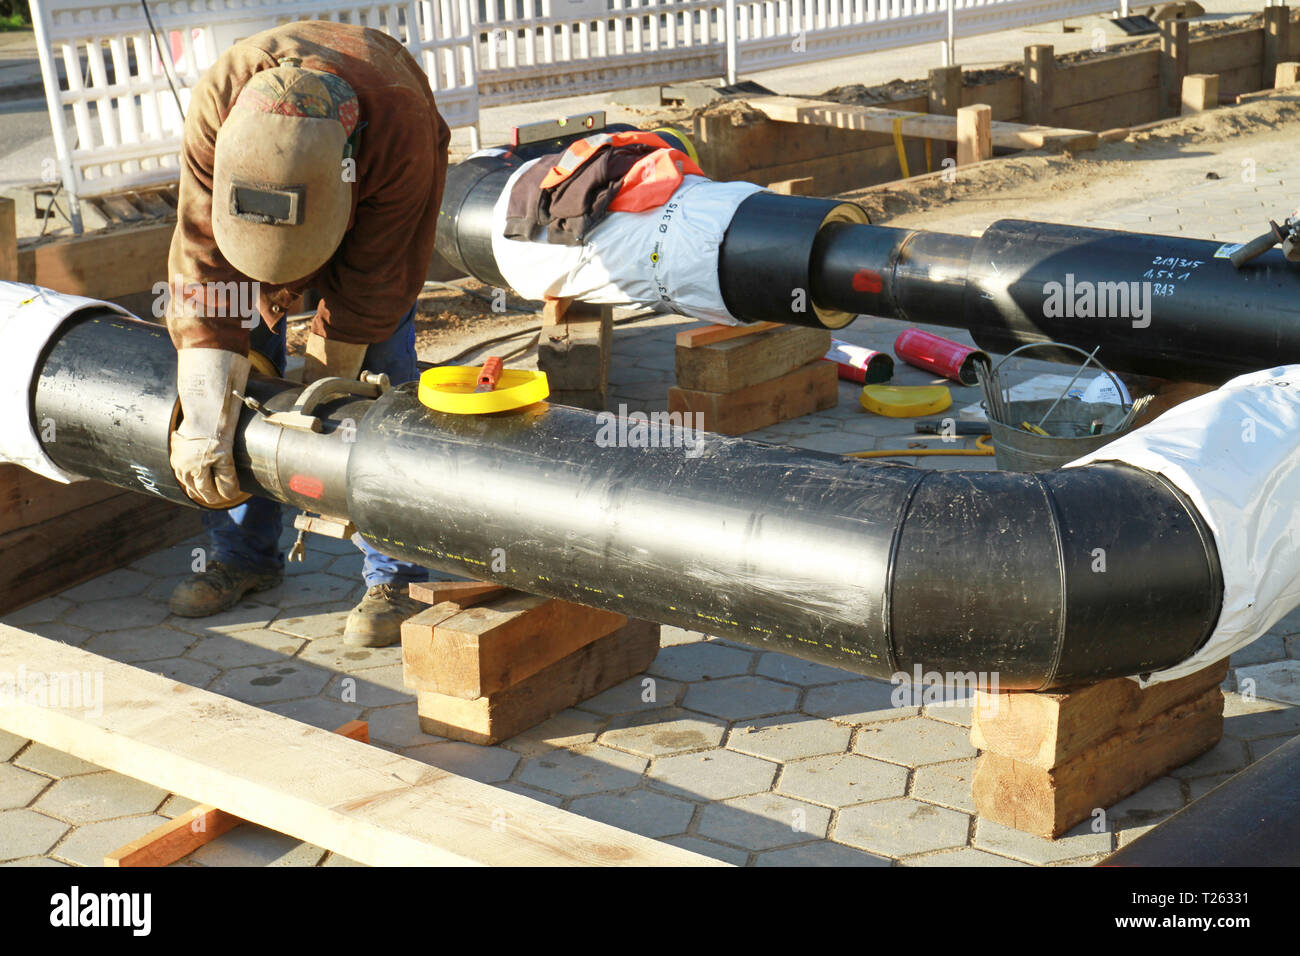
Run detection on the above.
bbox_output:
[211,59,358,285]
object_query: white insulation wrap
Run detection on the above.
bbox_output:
[0,281,132,483]
[491,162,763,324]
[1070,365,1300,685]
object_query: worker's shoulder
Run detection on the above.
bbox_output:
[233,21,428,94]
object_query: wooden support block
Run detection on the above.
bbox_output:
[538,297,612,410]
[675,321,780,349]
[1023,44,1056,126]
[956,104,992,166]
[0,196,16,282]
[1264,6,1290,89]
[970,660,1227,838]
[928,65,963,116]
[675,325,831,393]
[667,359,838,436]
[1275,61,1300,88]
[403,591,628,699]
[767,177,815,196]
[1159,19,1190,118]
[1181,73,1219,113]
[417,619,661,745]
[16,221,172,299]
[407,579,507,608]
[106,721,370,866]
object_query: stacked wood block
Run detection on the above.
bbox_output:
[667,323,837,435]
[0,464,201,614]
[401,580,660,745]
[969,659,1228,838]
[537,297,613,410]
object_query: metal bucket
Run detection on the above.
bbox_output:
[986,398,1129,471]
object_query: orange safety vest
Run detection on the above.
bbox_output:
[538,131,704,213]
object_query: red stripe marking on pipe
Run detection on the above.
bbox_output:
[852,269,883,294]
[289,474,324,499]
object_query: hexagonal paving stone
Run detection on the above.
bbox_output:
[1,596,71,626]
[1223,697,1300,739]
[494,783,564,808]
[364,704,437,749]
[578,675,683,715]
[137,656,220,688]
[404,741,520,783]
[754,842,891,867]
[326,553,365,579]
[166,601,280,637]
[922,700,975,728]
[1236,660,1300,706]
[835,798,969,857]
[1106,776,1185,825]
[778,754,908,808]
[0,765,49,810]
[296,635,401,673]
[0,856,70,867]
[187,826,326,867]
[0,731,27,762]
[325,665,412,708]
[661,835,748,866]
[267,573,361,609]
[129,543,201,577]
[14,743,101,778]
[910,759,976,814]
[681,676,799,721]
[0,809,70,860]
[1249,734,1294,761]
[16,621,94,646]
[854,717,977,767]
[35,772,167,825]
[1167,737,1248,780]
[600,707,727,758]
[568,788,695,839]
[270,605,356,642]
[904,848,1028,867]
[64,596,171,631]
[60,568,153,602]
[500,709,606,758]
[754,653,855,687]
[659,626,708,647]
[727,714,851,762]
[802,679,917,725]
[696,793,830,850]
[263,696,363,731]
[647,749,776,801]
[517,744,648,797]
[1230,634,1287,667]
[53,814,178,867]
[186,630,304,669]
[649,642,753,682]
[83,625,197,663]
[209,660,334,704]
[973,818,1112,865]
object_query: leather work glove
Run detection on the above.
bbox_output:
[303,331,368,385]
[170,348,252,507]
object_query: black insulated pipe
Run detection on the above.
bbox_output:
[28,310,1224,690]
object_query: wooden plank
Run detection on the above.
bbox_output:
[970,659,1228,769]
[0,626,716,866]
[0,490,201,614]
[1160,18,1191,118]
[403,591,628,699]
[675,325,831,393]
[668,359,838,436]
[928,64,962,116]
[1182,73,1220,113]
[417,620,661,745]
[106,720,372,866]
[0,466,121,537]
[1264,6,1290,88]
[1023,44,1055,125]
[1052,50,1161,111]
[972,686,1224,838]
[766,176,815,195]
[962,76,1022,121]
[747,95,1093,151]
[16,221,173,300]
[408,580,508,607]
[537,299,612,407]
[1278,61,1300,87]
[675,322,780,349]
[1189,27,1265,78]
[1053,88,1163,134]
[957,104,992,165]
[0,196,16,282]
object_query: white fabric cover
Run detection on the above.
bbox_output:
[491,161,763,324]
[0,281,132,483]
[1069,365,1300,684]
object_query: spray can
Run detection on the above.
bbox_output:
[894,329,988,386]
[826,339,894,384]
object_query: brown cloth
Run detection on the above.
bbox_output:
[504,143,659,246]
[166,21,451,354]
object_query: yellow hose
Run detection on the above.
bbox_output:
[846,434,995,458]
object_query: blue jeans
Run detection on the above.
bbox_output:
[203,305,429,589]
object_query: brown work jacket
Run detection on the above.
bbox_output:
[166,21,450,353]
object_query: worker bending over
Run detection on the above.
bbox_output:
[164,20,450,647]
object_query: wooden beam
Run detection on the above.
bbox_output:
[1264,5,1290,89]
[407,580,508,608]
[957,104,993,166]
[1022,44,1056,126]
[1276,61,1300,87]
[0,626,720,867]
[747,94,1096,152]
[675,325,831,393]
[1181,73,1220,113]
[0,197,16,282]
[16,221,173,300]
[668,359,838,435]
[106,721,371,866]
[675,322,780,349]
[1159,18,1191,118]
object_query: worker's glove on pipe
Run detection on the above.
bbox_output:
[303,331,367,385]
[170,348,251,507]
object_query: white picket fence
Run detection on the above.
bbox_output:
[31,0,1115,225]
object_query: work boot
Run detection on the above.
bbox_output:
[343,584,426,647]
[168,561,283,617]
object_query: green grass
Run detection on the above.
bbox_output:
[0,13,31,31]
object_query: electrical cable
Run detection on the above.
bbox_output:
[141,0,186,122]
